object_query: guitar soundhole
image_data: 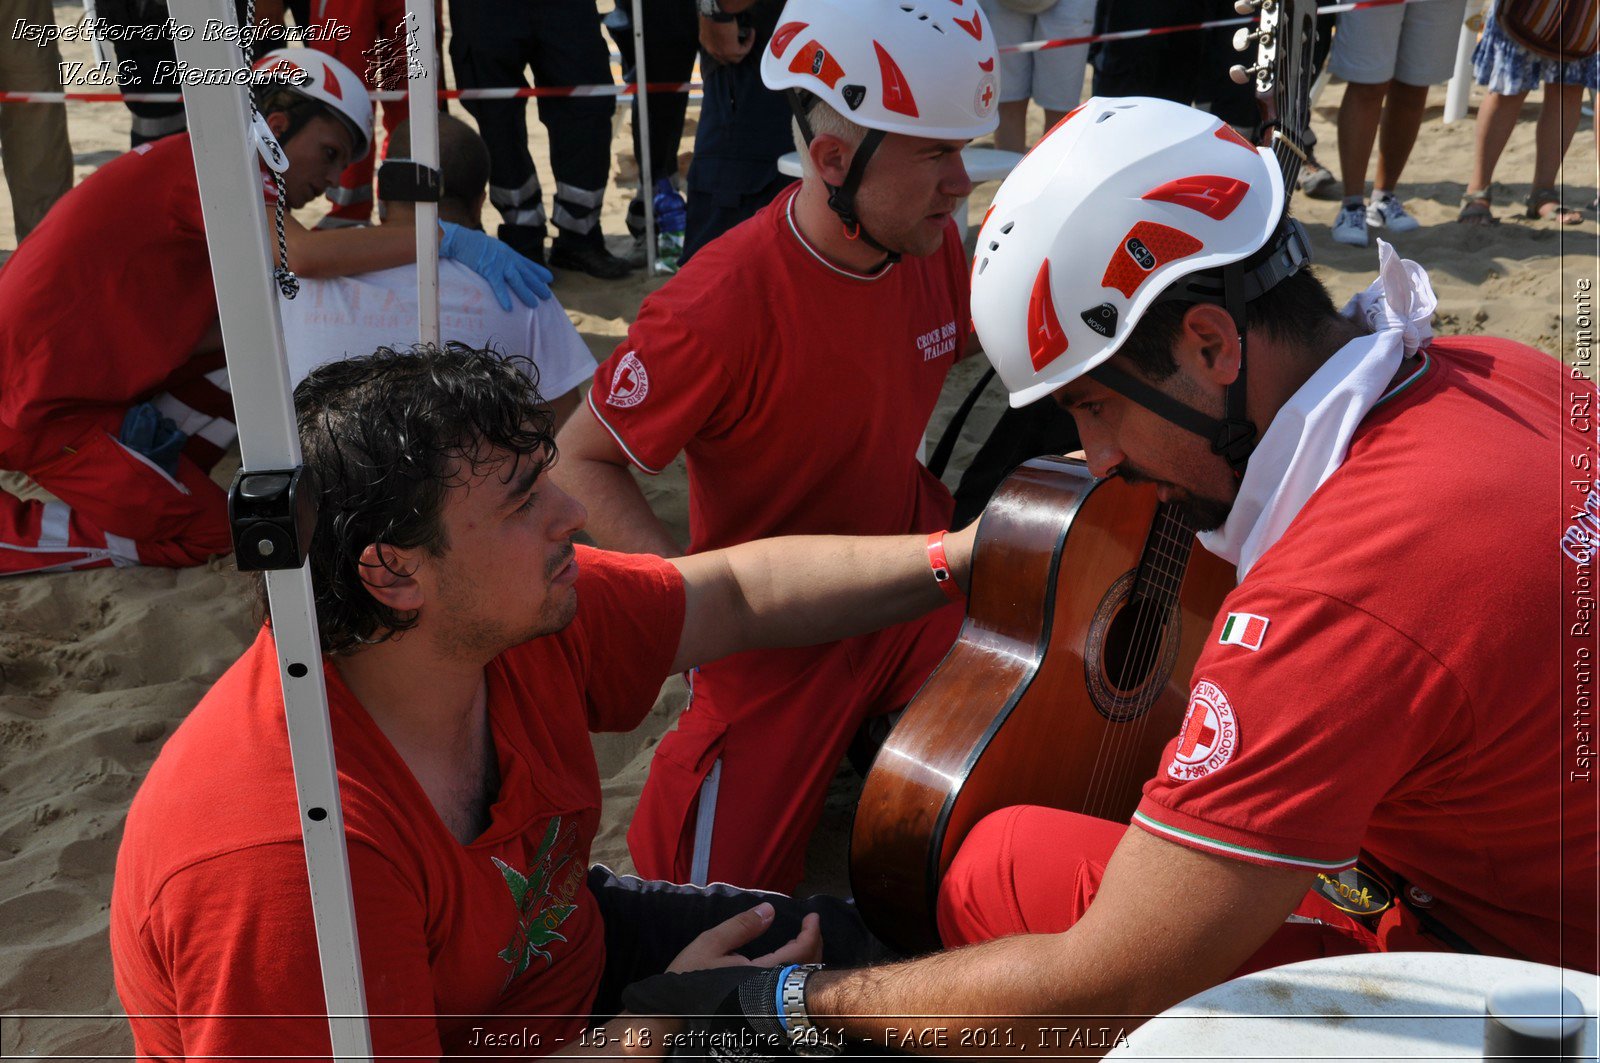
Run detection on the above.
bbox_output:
[1084,570,1182,722]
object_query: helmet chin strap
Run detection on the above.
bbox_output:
[1085,218,1312,477]
[786,91,901,265]
[1088,346,1256,478]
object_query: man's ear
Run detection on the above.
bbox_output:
[806,133,856,189]
[358,543,425,614]
[265,110,291,139]
[1179,303,1244,388]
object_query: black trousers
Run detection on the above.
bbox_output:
[607,0,700,182]
[1091,0,1258,129]
[587,865,894,1020]
[449,0,615,242]
[681,39,794,263]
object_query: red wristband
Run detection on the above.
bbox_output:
[926,531,963,601]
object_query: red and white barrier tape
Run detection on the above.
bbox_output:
[1006,0,1447,53]
[0,0,1458,105]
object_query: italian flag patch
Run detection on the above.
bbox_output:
[1218,612,1269,651]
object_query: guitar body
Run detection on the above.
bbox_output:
[849,456,1233,954]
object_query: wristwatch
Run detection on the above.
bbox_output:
[781,964,841,1057]
[697,0,737,21]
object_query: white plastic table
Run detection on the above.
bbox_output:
[1107,953,1599,1061]
[776,146,1023,245]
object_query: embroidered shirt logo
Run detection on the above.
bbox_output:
[915,319,959,362]
[606,351,650,409]
[1217,612,1269,651]
[1168,679,1238,781]
[493,816,581,988]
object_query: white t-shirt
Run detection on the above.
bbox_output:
[277,261,595,401]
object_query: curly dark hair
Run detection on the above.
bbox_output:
[274,343,556,655]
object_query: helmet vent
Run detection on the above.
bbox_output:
[978,258,989,274]
[1000,221,1014,234]
[897,4,948,33]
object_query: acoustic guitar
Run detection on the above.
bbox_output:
[846,0,1317,958]
[849,457,1233,953]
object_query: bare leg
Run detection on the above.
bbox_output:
[995,99,1029,154]
[1042,108,1068,137]
[1338,80,1392,199]
[1468,89,1528,193]
[1372,80,1430,194]
[1531,82,1585,194]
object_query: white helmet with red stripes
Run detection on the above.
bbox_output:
[972,97,1290,409]
[760,0,1001,140]
[253,48,373,162]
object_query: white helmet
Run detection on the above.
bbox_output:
[761,0,1001,140]
[972,97,1299,411]
[253,48,373,162]
[762,0,1000,258]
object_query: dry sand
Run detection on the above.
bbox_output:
[1,1,1597,1055]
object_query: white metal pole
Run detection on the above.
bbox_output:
[632,0,658,275]
[1444,3,1482,125]
[168,2,373,1058]
[405,0,441,343]
[81,0,114,73]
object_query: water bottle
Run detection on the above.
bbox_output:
[652,177,687,274]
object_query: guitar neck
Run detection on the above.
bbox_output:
[1133,503,1198,607]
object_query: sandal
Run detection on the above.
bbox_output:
[1526,188,1583,225]
[1457,190,1498,226]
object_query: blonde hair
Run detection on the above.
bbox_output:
[792,99,869,174]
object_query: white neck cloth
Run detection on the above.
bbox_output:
[1196,240,1438,580]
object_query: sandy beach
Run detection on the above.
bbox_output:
[1,0,1596,1055]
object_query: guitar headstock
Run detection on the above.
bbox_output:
[1228,0,1317,191]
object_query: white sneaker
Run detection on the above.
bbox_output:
[1366,193,1421,234]
[1331,202,1369,246]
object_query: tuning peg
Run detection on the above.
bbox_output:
[1234,0,1260,13]
[1233,26,1266,51]
[1228,63,1261,84]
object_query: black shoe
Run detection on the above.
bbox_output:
[550,237,635,280]
[497,223,547,267]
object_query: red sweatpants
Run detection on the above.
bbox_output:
[0,383,235,576]
[629,601,965,893]
[937,806,1385,973]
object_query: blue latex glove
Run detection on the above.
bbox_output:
[119,402,188,477]
[438,221,554,311]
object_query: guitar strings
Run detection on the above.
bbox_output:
[1086,504,1176,819]
[1083,503,1194,820]
[1083,505,1176,818]
[1103,506,1193,817]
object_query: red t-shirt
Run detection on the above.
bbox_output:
[0,134,275,432]
[1134,337,1598,969]
[110,547,686,1059]
[587,183,964,551]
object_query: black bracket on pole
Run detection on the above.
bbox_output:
[377,160,441,203]
[229,468,317,571]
